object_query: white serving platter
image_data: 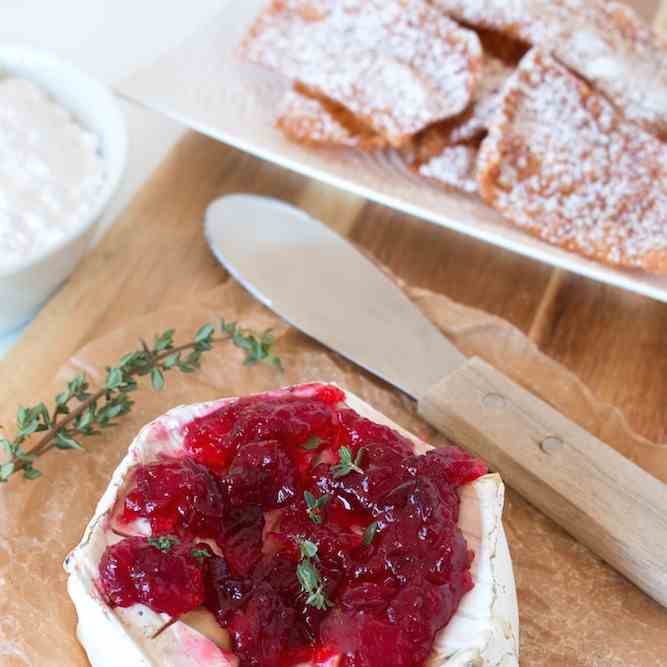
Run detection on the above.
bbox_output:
[118,0,667,303]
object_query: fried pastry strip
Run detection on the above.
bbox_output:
[431,0,667,139]
[242,0,483,147]
[478,49,667,273]
[276,85,386,150]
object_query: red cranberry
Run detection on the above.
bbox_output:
[183,400,245,470]
[225,440,297,509]
[184,388,345,472]
[220,505,265,577]
[305,383,346,405]
[320,611,416,667]
[122,457,226,539]
[319,609,363,658]
[204,554,251,626]
[252,552,326,644]
[99,537,207,617]
[351,617,413,667]
[252,552,301,601]
[403,447,488,490]
[323,609,429,667]
[229,582,296,667]
[339,582,391,613]
[338,409,414,459]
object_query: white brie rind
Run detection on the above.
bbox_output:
[65,386,519,667]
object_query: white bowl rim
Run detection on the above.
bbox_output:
[0,45,128,277]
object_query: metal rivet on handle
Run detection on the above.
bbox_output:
[541,436,563,454]
[482,393,507,409]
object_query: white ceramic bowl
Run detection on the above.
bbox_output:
[0,46,127,335]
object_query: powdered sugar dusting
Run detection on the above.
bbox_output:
[448,56,514,144]
[277,89,359,147]
[408,56,511,194]
[241,0,482,146]
[478,49,667,273]
[431,0,667,138]
[413,55,513,160]
[0,615,29,661]
[276,85,386,150]
[419,144,479,194]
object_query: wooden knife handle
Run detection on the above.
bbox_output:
[418,356,667,607]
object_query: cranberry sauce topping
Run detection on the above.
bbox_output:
[99,537,211,617]
[122,457,226,538]
[99,384,487,667]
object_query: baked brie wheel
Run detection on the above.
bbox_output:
[65,385,519,667]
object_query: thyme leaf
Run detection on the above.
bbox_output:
[296,539,332,611]
[304,490,330,525]
[222,319,283,370]
[363,521,379,546]
[299,539,318,559]
[148,535,179,552]
[331,446,366,479]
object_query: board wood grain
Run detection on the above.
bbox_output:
[2,117,667,444]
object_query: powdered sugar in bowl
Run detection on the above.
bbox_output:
[0,46,126,334]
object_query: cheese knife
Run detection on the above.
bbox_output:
[204,193,667,607]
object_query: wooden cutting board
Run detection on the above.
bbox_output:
[1,5,667,664]
[2,129,667,445]
[2,128,667,667]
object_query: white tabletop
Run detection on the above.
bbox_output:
[0,0,223,356]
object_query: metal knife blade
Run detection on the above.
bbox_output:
[204,194,465,398]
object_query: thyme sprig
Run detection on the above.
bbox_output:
[222,320,283,370]
[296,539,332,611]
[0,319,282,484]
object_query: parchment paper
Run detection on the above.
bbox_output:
[1,279,666,666]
